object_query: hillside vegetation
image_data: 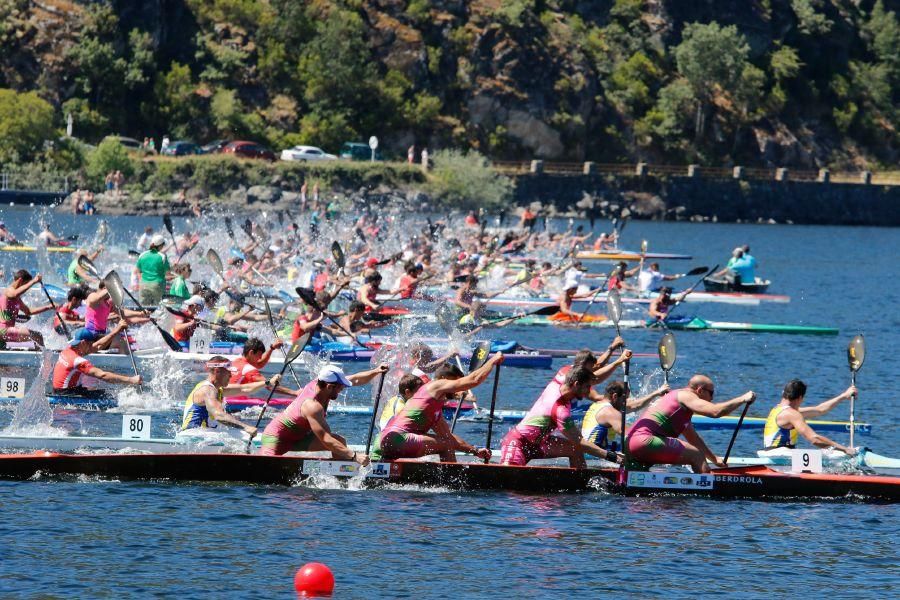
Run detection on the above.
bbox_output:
[1,0,899,171]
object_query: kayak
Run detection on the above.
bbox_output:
[0,453,896,500]
[0,244,74,253]
[576,250,692,261]
[548,312,607,324]
[515,315,839,336]
[449,291,789,308]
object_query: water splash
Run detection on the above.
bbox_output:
[5,349,65,435]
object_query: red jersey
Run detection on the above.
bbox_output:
[397,274,418,299]
[52,347,94,389]
[229,356,263,384]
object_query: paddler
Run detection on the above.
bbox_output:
[647,287,686,321]
[357,272,386,311]
[581,380,669,451]
[499,367,623,467]
[181,356,281,436]
[229,337,300,397]
[638,262,679,294]
[378,373,426,429]
[626,375,756,473]
[1,270,53,347]
[171,295,204,347]
[67,247,102,286]
[556,276,597,319]
[52,326,142,394]
[258,363,388,460]
[54,286,88,334]
[372,355,504,462]
[606,261,639,292]
[338,301,390,338]
[82,280,147,354]
[761,380,858,456]
[134,234,171,306]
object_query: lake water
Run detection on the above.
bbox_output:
[0,207,897,598]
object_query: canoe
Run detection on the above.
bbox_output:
[703,276,771,294]
[0,453,896,500]
[576,250,692,261]
[449,291,789,308]
[514,315,839,336]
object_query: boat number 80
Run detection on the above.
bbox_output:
[121,414,151,439]
[129,419,144,433]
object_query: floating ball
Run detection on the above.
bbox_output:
[294,562,334,596]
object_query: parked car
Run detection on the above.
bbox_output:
[200,139,229,154]
[102,135,142,150]
[340,142,382,161]
[280,145,337,162]
[161,141,202,156]
[221,141,276,161]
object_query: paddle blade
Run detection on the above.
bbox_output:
[242,218,253,239]
[163,215,174,236]
[606,289,622,325]
[286,334,311,362]
[530,305,561,317]
[78,255,100,277]
[848,334,865,372]
[103,271,126,309]
[658,332,677,372]
[277,211,284,226]
[295,286,319,309]
[685,266,708,277]
[164,306,192,320]
[224,216,235,239]
[641,239,648,253]
[262,296,277,330]
[330,241,345,268]
[206,248,224,276]
[355,227,367,244]
[468,341,492,372]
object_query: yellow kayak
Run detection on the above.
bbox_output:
[0,245,74,253]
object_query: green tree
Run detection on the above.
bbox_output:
[770,46,803,82]
[85,137,134,186]
[791,0,833,35]
[865,1,900,81]
[673,22,753,138]
[0,89,56,162]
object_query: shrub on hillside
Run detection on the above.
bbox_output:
[426,150,513,209]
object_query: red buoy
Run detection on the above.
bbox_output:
[294,562,335,596]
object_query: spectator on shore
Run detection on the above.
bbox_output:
[408,145,415,164]
[105,172,114,193]
[113,171,124,196]
[161,135,170,153]
[421,147,429,171]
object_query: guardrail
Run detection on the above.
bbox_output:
[0,172,70,193]
[490,161,900,187]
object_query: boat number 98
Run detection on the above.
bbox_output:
[1,377,25,398]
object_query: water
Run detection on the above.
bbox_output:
[0,207,898,597]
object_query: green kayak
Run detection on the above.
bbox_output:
[515,315,838,336]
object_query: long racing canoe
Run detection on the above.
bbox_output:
[576,250,692,261]
[0,453,896,500]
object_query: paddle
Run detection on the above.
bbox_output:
[576,270,613,324]
[451,341,491,432]
[479,304,559,327]
[663,264,719,321]
[482,356,502,463]
[163,215,178,249]
[637,239,648,287]
[295,286,361,344]
[364,372,387,455]
[263,295,302,387]
[102,271,144,394]
[330,241,345,270]
[657,332,676,384]
[245,335,311,453]
[847,334,866,449]
[224,217,236,241]
[104,270,182,352]
[434,303,469,375]
[77,254,101,278]
[39,281,70,338]
[606,289,623,338]
[206,248,224,279]
[723,398,754,465]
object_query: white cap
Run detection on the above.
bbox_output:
[185,295,205,307]
[317,364,353,387]
[151,234,166,247]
